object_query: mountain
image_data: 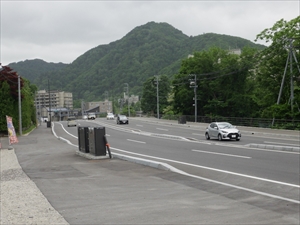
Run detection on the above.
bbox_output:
[8,21,265,102]
[8,59,67,84]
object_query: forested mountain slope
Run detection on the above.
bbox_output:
[8,21,265,101]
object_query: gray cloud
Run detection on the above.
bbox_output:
[1,1,298,65]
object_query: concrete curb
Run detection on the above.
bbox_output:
[246,143,300,152]
[111,152,189,175]
[75,150,111,159]
[74,149,189,176]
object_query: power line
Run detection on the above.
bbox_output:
[172,68,246,86]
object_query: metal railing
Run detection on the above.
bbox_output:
[158,115,300,130]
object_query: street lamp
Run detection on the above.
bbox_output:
[124,83,130,117]
[154,75,160,119]
[189,74,198,123]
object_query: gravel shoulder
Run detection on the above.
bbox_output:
[0,148,69,225]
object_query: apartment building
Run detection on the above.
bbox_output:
[35,90,73,121]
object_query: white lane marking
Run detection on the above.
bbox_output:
[111,147,299,188]
[52,126,300,204]
[127,139,146,144]
[264,141,300,146]
[86,120,300,155]
[57,122,78,139]
[111,148,299,204]
[192,149,251,159]
[55,121,297,179]
[136,124,143,127]
[192,133,202,136]
[156,128,169,131]
[184,170,300,204]
[52,123,78,147]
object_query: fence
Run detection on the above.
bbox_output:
[160,115,300,130]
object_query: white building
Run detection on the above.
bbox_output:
[124,93,139,104]
[35,90,73,120]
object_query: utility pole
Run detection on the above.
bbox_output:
[124,83,130,117]
[48,79,52,126]
[104,91,109,112]
[18,74,22,135]
[154,75,160,119]
[189,74,198,123]
[35,91,38,126]
[81,100,84,117]
[273,38,300,125]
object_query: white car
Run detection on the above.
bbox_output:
[67,117,77,127]
[106,113,114,120]
[205,122,241,141]
[88,113,96,120]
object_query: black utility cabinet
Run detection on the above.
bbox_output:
[89,126,106,156]
[78,126,90,153]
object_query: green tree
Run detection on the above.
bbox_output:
[255,16,300,119]
[0,65,37,133]
[0,81,15,133]
[21,79,37,130]
[172,47,258,117]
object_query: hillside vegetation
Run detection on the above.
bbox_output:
[8,22,265,103]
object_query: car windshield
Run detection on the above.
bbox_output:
[218,123,233,129]
[119,116,127,119]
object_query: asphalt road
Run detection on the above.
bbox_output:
[54,117,300,203]
[11,117,299,224]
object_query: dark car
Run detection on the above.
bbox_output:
[117,115,129,124]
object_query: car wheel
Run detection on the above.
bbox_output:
[236,138,240,141]
[205,132,210,140]
[218,134,223,141]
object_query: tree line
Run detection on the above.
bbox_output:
[0,65,37,134]
[141,17,300,124]
[1,17,299,133]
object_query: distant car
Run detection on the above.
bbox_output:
[82,115,88,120]
[88,113,96,120]
[117,115,129,124]
[106,113,114,120]
[67,117,77,127]
[205,122,241,141]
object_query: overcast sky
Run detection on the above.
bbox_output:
[0,1,299,66]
